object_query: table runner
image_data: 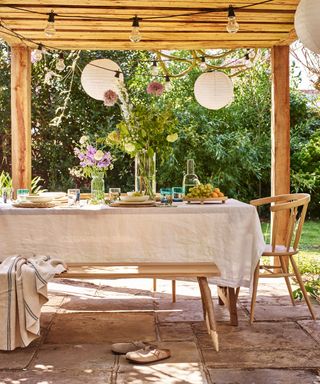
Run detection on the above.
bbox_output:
[0,199,265,287]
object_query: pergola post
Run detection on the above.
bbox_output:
[271,45,290,244]
[11,44,32,193]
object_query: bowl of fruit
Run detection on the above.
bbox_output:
[185,184,227,204]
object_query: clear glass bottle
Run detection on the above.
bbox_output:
[182,159,200,196]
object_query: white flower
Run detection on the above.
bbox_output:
[94,150,104,161]
[124,143,136,153]
[79,135,88,144]
[166,133,178,143]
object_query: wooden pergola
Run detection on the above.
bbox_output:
[0,0,299,241]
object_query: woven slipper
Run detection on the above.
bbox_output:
[126,346,171,364]
[111,341,148,355]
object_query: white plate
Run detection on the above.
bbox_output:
[25,195,54,203]
[121,195,150,202]
[40,192,66,199]
[116,200,155,205]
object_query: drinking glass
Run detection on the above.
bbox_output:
[172,187,184,202]
[67,189,80,206]
[160,188,172,205]
[109,188,121,202]
[17,189,29,202]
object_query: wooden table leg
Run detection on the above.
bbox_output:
[198,277,219,352]
[217,286,239,326]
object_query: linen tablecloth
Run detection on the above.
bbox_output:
[0,199,265,287]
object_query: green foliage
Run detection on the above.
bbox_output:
[0,171,12,189]
[0,171,46,194]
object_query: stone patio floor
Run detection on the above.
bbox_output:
[0,277,319,384]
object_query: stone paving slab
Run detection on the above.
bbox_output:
[208,368,320,384]
[32,343,115,371]
[117,341,207,384]
[244,303,320,322]
[298,320,320,344]
[45,312,157,344]
[202,348,320,369]
[0,342,39,370]
[60,295,154,311]
[196,321,318,350]
[0,369,111,384]
[158,323,195,341]
[155,298,248,323]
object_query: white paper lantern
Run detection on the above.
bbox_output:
[194,71,234,110]
[295,0,320,54]
[81,59,124,100]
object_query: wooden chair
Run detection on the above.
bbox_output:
[250,193,316,323]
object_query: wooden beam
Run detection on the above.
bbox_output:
[11,44,32,193]
[271,45,290,244]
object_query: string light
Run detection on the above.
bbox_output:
[165,75,172,91]
[129,16,141,43]
[32,44,44,62]
[245,50,253,67]
[199,56,207,71]
[114,71,121,78]
[226,6,239,33]
[151,60,159,76]
[56,52,65,71]
[44,10,56,37]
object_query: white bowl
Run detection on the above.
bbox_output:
[121,195,149,202]
[25,195,54,203]
[40,192,66,200]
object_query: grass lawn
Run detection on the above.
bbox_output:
[261,220,320,275]
[261,220,319,301]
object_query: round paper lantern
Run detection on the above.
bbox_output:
[194,72,234,110]
[81,59,124,100]
[295,0,320,54]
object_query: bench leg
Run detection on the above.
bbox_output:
[198,277,219,352]
[217,286,239,326]
[171,280,176,303]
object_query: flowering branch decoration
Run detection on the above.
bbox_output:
[103,89,118,107]
[105,82,179,162]
[146,81,164,96]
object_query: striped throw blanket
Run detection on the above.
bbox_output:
[0,255,66,351]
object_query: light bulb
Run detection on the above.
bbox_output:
[165,75,172,91]
[129,16,141,42]
[199,57,207,71]
[45,10,56,37]
[56,53,65,71]
[226,6,239,33]
[151,61,159,76]
[32,44,44,62]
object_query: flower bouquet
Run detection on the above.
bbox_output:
[72,136,113,203]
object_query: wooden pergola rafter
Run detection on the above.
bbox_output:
[0,0,297,243]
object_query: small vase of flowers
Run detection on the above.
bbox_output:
[73,136,113,203]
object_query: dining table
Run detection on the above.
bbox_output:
[0,198,265,327]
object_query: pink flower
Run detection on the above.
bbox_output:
[103,90,118,107]
[146,81,164,96]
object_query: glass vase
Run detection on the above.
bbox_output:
[90,172,105,204]
[135,150,156,200]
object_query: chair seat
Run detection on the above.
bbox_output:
[262,244,298,256]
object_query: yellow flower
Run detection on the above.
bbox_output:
[166,133,178,143]
[124,143,136,153]
[94,150,104,161]
[107,131,120,143]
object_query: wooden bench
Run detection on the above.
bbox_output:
[56,262,221,351]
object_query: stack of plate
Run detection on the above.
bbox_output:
[111,195,156,207]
